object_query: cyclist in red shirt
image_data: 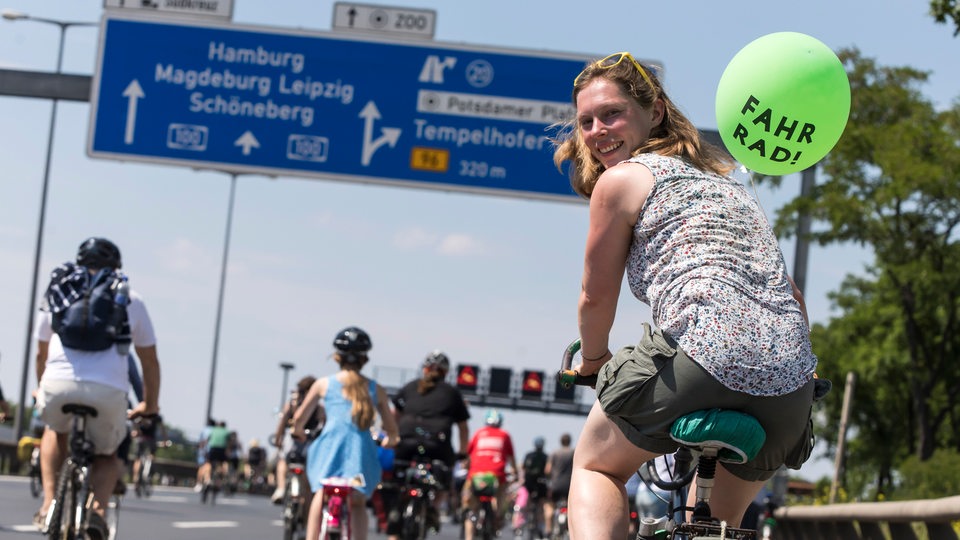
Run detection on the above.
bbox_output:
[461,409,518,538]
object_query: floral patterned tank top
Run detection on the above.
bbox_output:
[625,154,816,396]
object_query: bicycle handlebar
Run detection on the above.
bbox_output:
[556,338,599,388]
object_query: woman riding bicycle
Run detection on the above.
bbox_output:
[553,53,818,539]
[272,375,318,503]
[291,326,399,540]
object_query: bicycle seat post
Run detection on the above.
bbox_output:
[690,447,719,522]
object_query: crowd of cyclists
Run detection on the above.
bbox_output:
[4,317,679,540]
[0,321,703,540]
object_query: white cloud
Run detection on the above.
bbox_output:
[438,233,485,256]
[392,227,486,256]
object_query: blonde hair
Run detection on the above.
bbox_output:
[335,352,376,430]
[553,55,735,199]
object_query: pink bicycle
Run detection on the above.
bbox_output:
[317,476,365,540]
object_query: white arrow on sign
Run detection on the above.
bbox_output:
[122,80,144,145]
[234,131,260,155]
[359,101,401,166]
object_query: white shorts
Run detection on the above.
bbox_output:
[38,379,128,456]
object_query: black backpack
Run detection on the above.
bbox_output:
[47,263,131,352]
[524,450,548,479]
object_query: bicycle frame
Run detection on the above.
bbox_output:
[550,498,569,540]
[396,459,446,539]
[465,475,499,540]
[45,404,109,540]
[282,457,307,540]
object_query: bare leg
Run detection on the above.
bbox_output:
[349,492,369,540]
[275,458,288,492]
[305,489,323,540]
[568,402,656,540]
[90,455,121,515]
[687,466,765,527]
[543,499,554,535]
[39,428,67,515]
[462,488,475,540]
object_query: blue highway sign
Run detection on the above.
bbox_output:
[88,15,599,201]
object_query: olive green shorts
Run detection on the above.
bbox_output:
[595,323,815,482]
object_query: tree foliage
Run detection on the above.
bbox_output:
[930,0,960,35]
[760,49,960,499]
[896,449,960,500]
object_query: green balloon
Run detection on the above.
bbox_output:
[715,32,850,176]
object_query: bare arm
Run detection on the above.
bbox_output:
[273,401,293,448]
[578,164,652,375]
[456,419,470,457]
[292,379,325,440]
[375,384,400,448]
[130,344,160,417]
[35,340,50,384]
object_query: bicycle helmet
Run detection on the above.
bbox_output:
[76,237,122,269]
[333,326,371,365]
[484,409,503,427]
[533,436,545,450]
[423,350,450,371]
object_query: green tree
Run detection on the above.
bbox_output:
[896,449,960,500]
[930,0,960,35]
[761,49,960,498]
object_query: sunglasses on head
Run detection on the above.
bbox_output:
[574,51,654,89]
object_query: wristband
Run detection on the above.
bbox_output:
[583,349,610,362]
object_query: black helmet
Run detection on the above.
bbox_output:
[423,350,450,371]
[333,326,372,353]
[76,237,122,269]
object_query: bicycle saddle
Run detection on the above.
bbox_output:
[670,409,765,464]
[61,404,99,417]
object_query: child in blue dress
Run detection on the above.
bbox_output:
[292,326,399,540]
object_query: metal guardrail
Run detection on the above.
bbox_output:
[774,496,960,539]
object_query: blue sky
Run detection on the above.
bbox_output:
[1,0,956,482]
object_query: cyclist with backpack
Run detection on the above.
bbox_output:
[33,237,161,539]
[519,436,549,535]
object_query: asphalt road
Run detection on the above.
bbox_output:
[0,474,482,540]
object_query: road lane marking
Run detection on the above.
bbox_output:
[172,521,239,528]
[3,525,41,533]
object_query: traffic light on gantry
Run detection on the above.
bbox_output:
[456,364,479,393]
[521,369,544,398]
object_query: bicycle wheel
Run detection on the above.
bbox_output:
[479,504,495,540]
[73,470,92,540]
[140,455,153,497]
[106,495,121,540]
[30,469,43,498]
[319,507,343,540]
[47,461,79,540]
[551,507,569,540]
[282,480,301,540]
[400,497,425,540]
